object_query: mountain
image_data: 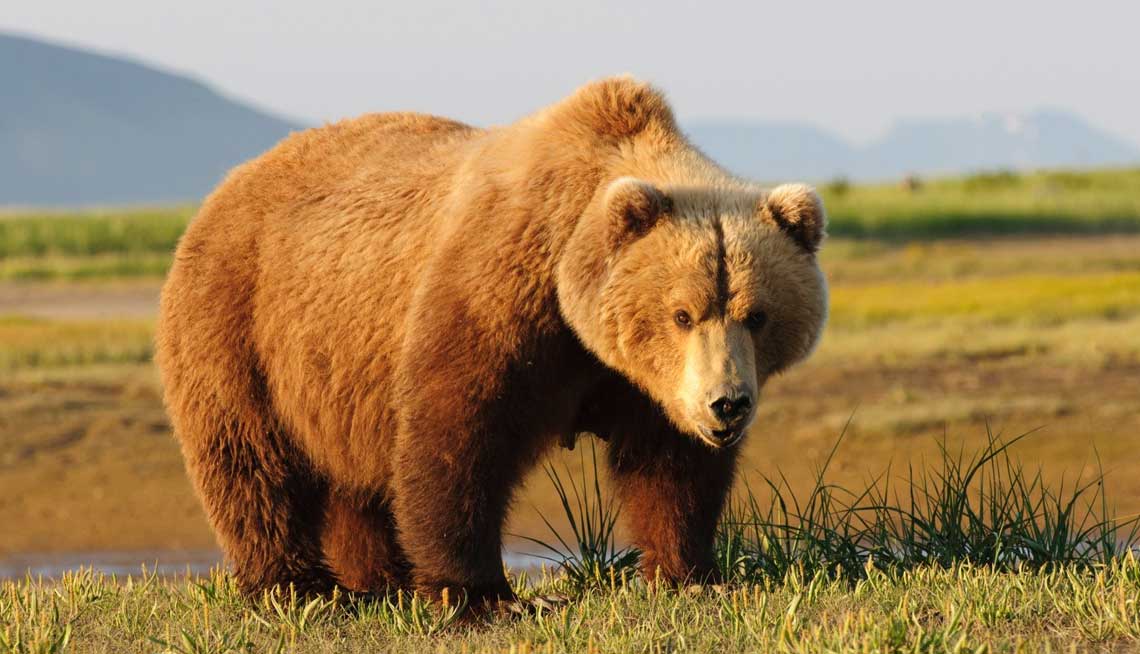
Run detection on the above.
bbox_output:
[860,111,1140,180]
[687,112,1140,183]
[3,31,1139,205]
[0,32,301,206]
[683,122,856,182]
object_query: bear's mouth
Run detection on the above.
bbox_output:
[696,426,745,449]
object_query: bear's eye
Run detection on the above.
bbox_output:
[745,310,768,330]
[674,310,692,328]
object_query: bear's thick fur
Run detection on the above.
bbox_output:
[156,77,828,609]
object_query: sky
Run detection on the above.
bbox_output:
[4,0,1139,146]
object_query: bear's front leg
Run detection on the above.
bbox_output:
[388,333,556,618]
[606,425,738,584]
[390,417,525,610]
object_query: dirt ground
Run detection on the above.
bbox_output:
[0,281,161,320]
[2,351,1137,559]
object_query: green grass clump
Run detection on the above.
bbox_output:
[716,425,1138,586]
[520,445,640,592]
[528,426,1137,592]
[0,208,191,259]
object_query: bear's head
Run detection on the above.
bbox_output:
[558,178,828,448]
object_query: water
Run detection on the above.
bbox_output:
[0,549,557,581]
[0,550,223,580]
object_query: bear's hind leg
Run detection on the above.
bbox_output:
[322,490,411,593]
[178,405,337,598]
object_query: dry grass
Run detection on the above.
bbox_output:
[830,270,1140,328]
[0,317,153,370]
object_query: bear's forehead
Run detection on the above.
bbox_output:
[649,213,788,310]
[658,207,777,262]
[665,186,763,220]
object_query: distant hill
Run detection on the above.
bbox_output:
[3,31,1139,205]
[687,112,1140,183]
[0,32,301,206]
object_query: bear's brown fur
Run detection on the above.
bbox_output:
[156,77,828,610]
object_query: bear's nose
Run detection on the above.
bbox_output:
[710,394,752,425]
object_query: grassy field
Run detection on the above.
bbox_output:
[4,558,1140,652]
[4,433,1140,653]
[4,437,1140,653]
[2,167,1140,650]
[825,167,1140,239]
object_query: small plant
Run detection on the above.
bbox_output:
[354,589,466,636]
[0,588,73,654]
[253,586,334,642]
[150,626,254,654]
[716,422,1140,584]
[522,443,640,592]
[529,423,1139,593]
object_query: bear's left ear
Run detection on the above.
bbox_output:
[759,184,827,254]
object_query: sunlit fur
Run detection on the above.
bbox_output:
[157,75,828,611]
[561,182,828,446]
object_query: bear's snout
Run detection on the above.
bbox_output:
[709,391,752,427]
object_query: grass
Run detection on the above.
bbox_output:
[829,270,1140,328]
[2,432,1139,652]
[0,317,154,371]
[715,427,1138,583]
[533,427,1138,592]
[3,269,1138,372]
[518,445,640,592]
[823,167,1140,239]
[4,562,1140,652]
[2,168,1139,280]
[0,254,172,281]
[0,208,191,259]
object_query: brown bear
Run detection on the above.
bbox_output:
[155,76,828,611]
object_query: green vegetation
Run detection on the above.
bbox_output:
[823,167,1140,239]
[4,560,1140,653]
[2,168,1140,280]
[0,207,190,280]
[537,431,1137,590]
[0,208,191,258]
[0,254,172,281]
[3,433,1139,652]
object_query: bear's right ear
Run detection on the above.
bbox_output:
[603,177,672,248]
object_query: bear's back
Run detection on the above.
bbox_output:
[162,111,481,489]
[220,112,478,221]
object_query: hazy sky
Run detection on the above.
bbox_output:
[5,0,1139,145]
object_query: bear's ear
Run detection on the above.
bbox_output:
[603,177,672,248]
[759,184,827,254]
